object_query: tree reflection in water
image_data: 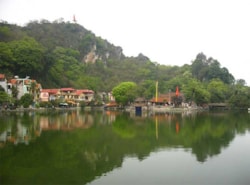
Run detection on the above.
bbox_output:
[0,110,250,184]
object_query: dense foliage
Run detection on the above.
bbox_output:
[0,20,249,108]
[112,82,137,105]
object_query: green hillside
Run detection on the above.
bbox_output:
[0,20,249,107]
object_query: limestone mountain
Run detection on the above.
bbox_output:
[24,20,124,63]
[0,20,155,91]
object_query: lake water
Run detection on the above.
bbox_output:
[0,109,250,185]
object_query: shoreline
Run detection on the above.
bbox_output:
[1,105,248,113]
[125,105,206,114]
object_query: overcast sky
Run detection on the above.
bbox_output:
[1,0,250,85]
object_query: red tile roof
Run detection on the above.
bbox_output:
[9,79,17,84]
[60,88,75,92]
[75,89,94,95]
[0,74,5,79]
[41,89,59,94]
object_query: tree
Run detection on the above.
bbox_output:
[191,53,235,84]
[0,25,11,41]
[235,79,246,86]
[182,78,210,105]
[137,80,155,99]
[19,94,33,108]
[207,79,229,103]
[112,82,137,106]
[172,96,183,107]
[0,85,4,92]
[229,84,250,108]
[0,91,9,104]
[193,87,211,105]
[219,67,234,84]
[9,36,45,77]
[0,42,15,71]
[191,53,209,81]
[48,46,81,87]
[11,85,18,100]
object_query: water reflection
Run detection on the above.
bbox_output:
[0,110,250,184]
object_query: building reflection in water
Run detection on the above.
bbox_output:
[0,109,191,147]
[0,122,30,145]
[0,110,119,147]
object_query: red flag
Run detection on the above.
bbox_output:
[175,86,179,97]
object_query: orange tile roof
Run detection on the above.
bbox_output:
[0,74,5,79]
[9,79,17,84]
[75,89,94,95]
[41,89,59,94]
[60,88,75,92]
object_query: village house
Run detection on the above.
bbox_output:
[40,88,94,104]
[0,74,8,93]
[0,74,42,102]
[1,73,95,106]
[75,89,95,102]
[150,92,184,106]
[8,76,42,101]
[39,89,60,102]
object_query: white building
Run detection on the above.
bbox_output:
[0,74,8,92]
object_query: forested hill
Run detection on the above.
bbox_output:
[0,20,149,90]
[0,20,250,107]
